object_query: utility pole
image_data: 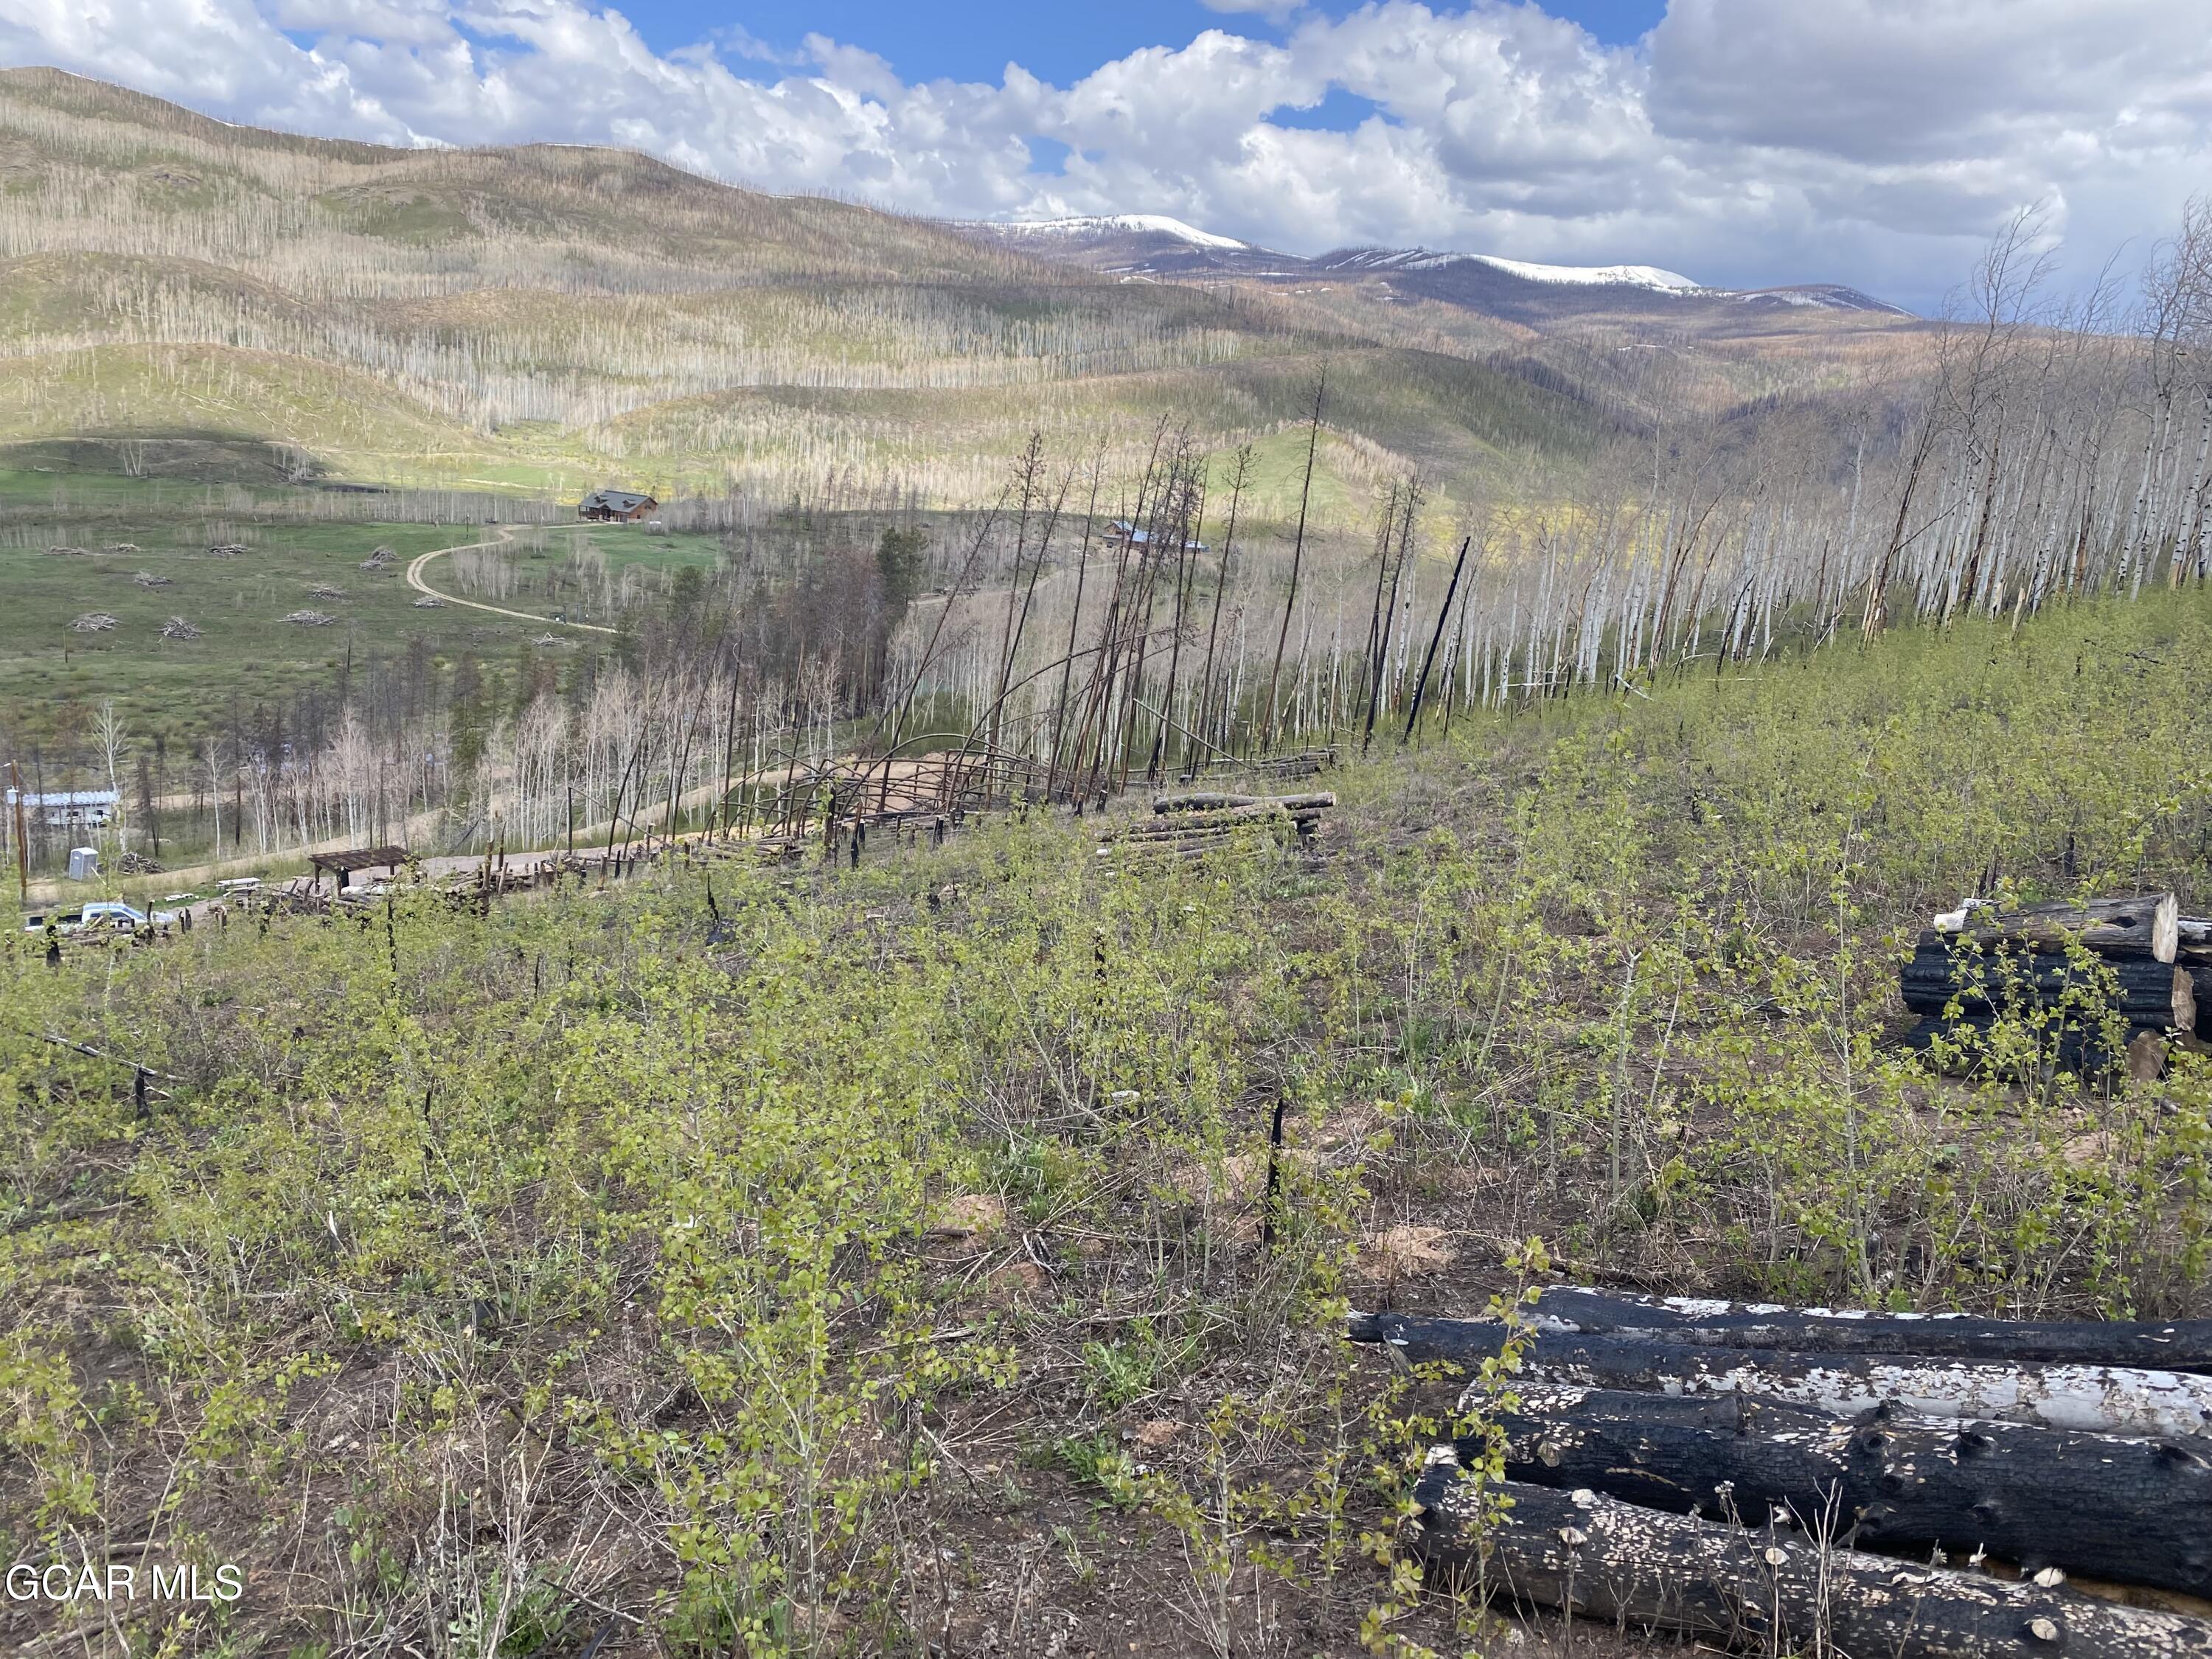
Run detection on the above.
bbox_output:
[9,759,28,905]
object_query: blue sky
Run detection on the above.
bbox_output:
[4,0,2207,313]
[639,1,1669,85]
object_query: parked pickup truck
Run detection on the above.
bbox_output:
[22,900,181,935]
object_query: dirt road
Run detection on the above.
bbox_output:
[404,524,617,635]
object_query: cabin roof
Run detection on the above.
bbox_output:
[580,488,656,512]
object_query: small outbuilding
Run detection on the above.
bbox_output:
[578,488,658,523]
[7,787,119,829]
[308,846,408,891]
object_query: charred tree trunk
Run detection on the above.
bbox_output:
[1512,1287,2212,1372]
[1349,1315,2212,1438]
[1488,1384,2212,1597]
[1907,936,2194,1025]
[1414,1464,2212,1657]
[1949,894,2180,962]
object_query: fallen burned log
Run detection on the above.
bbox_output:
[1413,1463,2212,1658]
[1348,1315,2212,1438]
[1150,789,1335,817]
[1903,1011,2157,1075]
[1114,804,1295,837]
[1152,790,1257,813]
[1517,1287,2212,1372]
[1901,945,2195,1028]
[1485,1384,2212,1597]
[1944,894,2180,963]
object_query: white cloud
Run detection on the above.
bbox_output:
[0,0,2205,310]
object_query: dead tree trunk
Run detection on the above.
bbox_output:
[1902,947,2194,1028]
[1514,1288,2212,1372]
[1415,1464,2212,1657]
[1487,1384,2212,1597]
[1348,1316,2212,1438]
[1949,894,2180,962]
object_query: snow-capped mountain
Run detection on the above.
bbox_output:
[975,214,1253,251]
[1319,246,1700,293]
[957,214,1911,323]
[959,214,1299,279]
[1728,283,1913,316]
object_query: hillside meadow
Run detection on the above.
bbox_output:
[0,66,1611,518]
[4,587,2211,1656]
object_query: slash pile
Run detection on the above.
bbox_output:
[1095,790,1335,863]
[1901,893,2206,1075]
[1353,1289,2212,1656]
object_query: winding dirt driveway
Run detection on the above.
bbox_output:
[405,524,617,635]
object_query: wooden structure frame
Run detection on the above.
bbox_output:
[307,846,408,891]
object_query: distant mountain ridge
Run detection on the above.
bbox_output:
[959,215,1913,323]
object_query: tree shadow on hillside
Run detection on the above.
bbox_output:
[0,433,386,492]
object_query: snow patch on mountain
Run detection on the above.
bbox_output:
[980,215,1251,250]
[1317,246,1699,290]
[1467,254,1698,291]
[1730,284,1913,316]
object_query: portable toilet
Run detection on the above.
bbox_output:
[67,846,100,881]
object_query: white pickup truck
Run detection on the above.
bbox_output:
[22,900,181,935]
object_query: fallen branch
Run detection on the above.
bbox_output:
[35,1031,175,1097]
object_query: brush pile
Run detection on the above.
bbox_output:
[131,570,172,588]
[1354,1288,2212,1655]
[283,609,337,627]
[1096,790,1336,863]
[411,595,445,608]
[1902,894,2205,1075]
[359,546,394,571]
[69,611,119,632]
[160,615,202,640]
[206,541,247,557]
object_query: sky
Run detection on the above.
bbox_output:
[1,0,2206,315]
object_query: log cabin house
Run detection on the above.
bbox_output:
[1103,518,1206,554]
[578,488,658,523]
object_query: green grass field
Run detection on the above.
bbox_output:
[0,462,737,754]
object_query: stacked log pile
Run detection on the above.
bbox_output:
[1902,893,2204,1074]
[1184,745,1338,785]
[1096,790,1335,863]
[1352,1288,2212,1655]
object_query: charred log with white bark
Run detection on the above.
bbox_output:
[1484,1384,2212,1597]
[1941,894,2181,963]
[1413,1462,2212,1657]
[1348,1314,2212,1438]
[1512,1287,2212,1372]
